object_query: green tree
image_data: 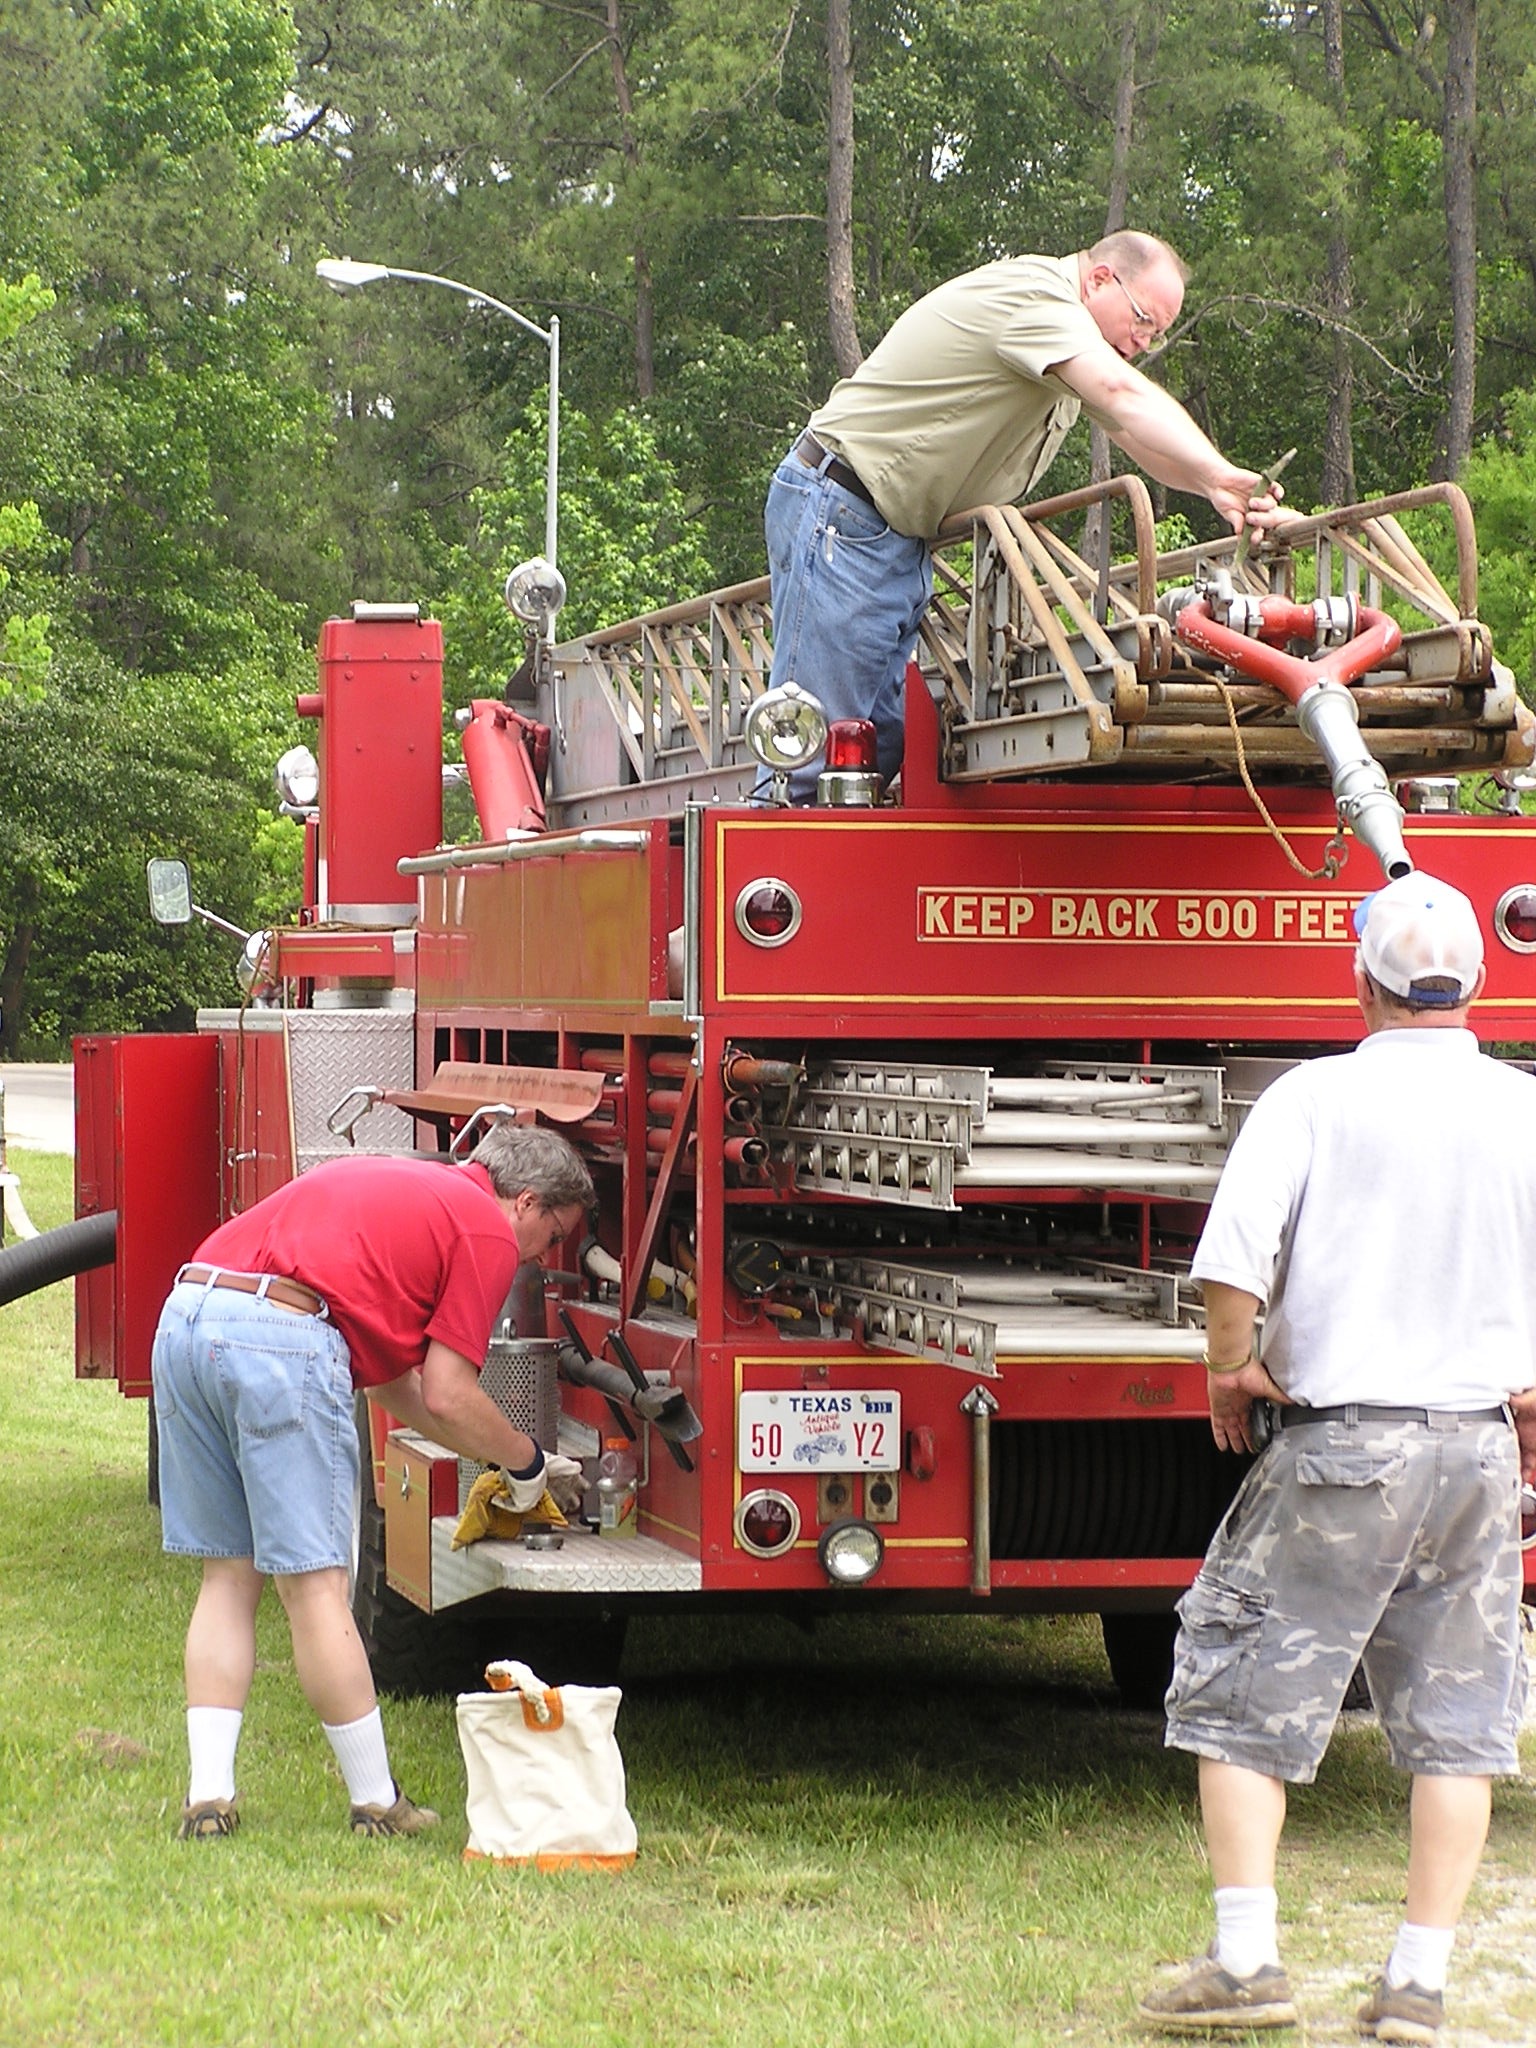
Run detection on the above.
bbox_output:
[431,397,714,704]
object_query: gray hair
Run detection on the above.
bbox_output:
[469,1121,595,1212]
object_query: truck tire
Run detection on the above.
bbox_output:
[353,1490,501,1697]
[1100,1611,1179,1712]
[352,1490,630,1694]
[147,1399,160,1509]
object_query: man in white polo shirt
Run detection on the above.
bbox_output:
[1137,872,1536,2040]
[764,229,1287,797]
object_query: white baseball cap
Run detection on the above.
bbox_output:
[1353,872,1484,1007]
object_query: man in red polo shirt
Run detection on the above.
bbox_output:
[151,1121,593,1841]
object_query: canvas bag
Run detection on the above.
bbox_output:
[455,1658,637,1869]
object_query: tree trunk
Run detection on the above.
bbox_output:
[1085,10,1155,571]
[1436,0,1477,478]
[1320,0,1357,506]
[0,898,37,1060]
[605,0,655,397]
[826,0,862,376]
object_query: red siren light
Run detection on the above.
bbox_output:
[823,719,878,772]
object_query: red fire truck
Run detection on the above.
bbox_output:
[68,477,1536,1703]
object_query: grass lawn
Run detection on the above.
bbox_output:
[1,1149,1532,2047]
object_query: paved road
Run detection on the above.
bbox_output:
[0,1063,74,1154]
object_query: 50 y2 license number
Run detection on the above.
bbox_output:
[738,1390,902,1473]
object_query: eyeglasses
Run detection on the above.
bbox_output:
[1108,270,1164,346]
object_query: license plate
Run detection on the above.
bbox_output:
[738,1390,901,1472]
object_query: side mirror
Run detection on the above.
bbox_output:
[146,858,193,927]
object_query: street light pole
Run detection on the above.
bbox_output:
[315,258,560,578]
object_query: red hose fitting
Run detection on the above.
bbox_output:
[1174,601,1402,706]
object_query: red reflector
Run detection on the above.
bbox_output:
[740,885,796,938]
[824,718,878,772]
[734,877,802,946]
[1496,885,1536,953]
[739,1494,797,1555]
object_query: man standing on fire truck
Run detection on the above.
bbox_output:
[151,1122,593,1841]
[764,229,1289,798]
[1137,872,1536,2040]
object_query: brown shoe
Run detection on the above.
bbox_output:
[177,1797,239,1841]
[1137,1950,1297,2032]
[349,1782,440,1837]
[1357,1976,1444,2043]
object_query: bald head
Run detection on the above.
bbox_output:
[1081,231,1187,358]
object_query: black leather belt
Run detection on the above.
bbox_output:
[794,430,878,510]
[1275,1402,1506,1430]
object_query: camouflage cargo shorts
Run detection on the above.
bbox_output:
[1165,1412,1527,1783]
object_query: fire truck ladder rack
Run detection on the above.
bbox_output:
[545,481,1531,821]
[752,1060,1225,1368]
[762,1057,1229,1207]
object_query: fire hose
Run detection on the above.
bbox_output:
[0,1211,117,1307]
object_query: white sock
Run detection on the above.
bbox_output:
[186,1706,242,1805]
[1386,1921,1455,1993]
[1213,1885,1281,1979]
[323,1708,396,1809]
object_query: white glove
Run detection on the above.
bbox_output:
[541,1454,586,1515]
[500,1451,586,1516]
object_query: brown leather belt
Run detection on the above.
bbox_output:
[794,430,878,510]
[180,1265,328,1318]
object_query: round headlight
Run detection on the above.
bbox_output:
[274,744,319,809]
[504,556,567,629]
[744,681,828,773]
[816,1517,885,1587]
[734,1489,800,1559]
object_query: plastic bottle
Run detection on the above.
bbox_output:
[595,1437,639,1540]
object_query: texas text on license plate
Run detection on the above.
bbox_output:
[737,1390,901,1472]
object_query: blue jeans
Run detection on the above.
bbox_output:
[153,1276,358,1575]
[763,446,932,799]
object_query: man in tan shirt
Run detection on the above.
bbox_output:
[765,229,1285,796]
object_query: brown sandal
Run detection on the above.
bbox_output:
[177,1797,239,1840]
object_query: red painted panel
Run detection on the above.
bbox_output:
[706,800,1536,1040]
[414,825,671,1011]
[73,1038,119,1382]
[309,615,443,915]
[74,1035,220,1395]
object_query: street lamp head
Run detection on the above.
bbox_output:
[315,258,393,293]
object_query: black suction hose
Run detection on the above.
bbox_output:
[0,1211,117,1307]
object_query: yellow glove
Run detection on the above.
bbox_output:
[451,1467,569,1550]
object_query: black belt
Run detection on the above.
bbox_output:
[1275,1402,1507,1430]
[794,430,878,510]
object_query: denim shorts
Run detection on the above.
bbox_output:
[1164,1412,1527,1782]
[152,1276,358,1576]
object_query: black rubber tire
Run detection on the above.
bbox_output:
[482,1610,629,1690]
[147,1399,160,1509]
[1100,1610,1180,1711]
[1341,1663,1373,1712]
[351,1491,630,1696]
[353,1490,503,1697]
